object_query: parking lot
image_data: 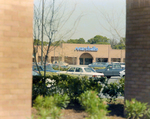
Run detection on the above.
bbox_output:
[108,76,122,84]
[69,65,123,84]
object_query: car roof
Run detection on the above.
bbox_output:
[69,66,90,68]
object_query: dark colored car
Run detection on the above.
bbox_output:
[88,62,109,68]
[32,64,59,73]
[96,64,124,78]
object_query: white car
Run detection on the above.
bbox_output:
[57,66,104,78]
[119,70,125,77]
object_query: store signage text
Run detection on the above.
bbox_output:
[75,46,98,52]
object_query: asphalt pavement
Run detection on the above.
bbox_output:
[108,76,122,84]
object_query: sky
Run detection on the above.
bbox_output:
[34,0,126,42]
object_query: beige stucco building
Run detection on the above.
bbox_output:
[35,43,125,65]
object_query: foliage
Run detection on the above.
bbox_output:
[87,35,110,44]
[102,77,124,102]
[113,43,125,49]
[33,94,70,119]
[33,74,125,103]
[51,40,66,46]
[125,98,150,119]
[33,74,103,102]
[48,74,103,101]
[65,35,110,45]
[34,39,49,46]
[66,38,85,44]
[112,38,125,49]
[78,90,108,119]
[32,74,126,118]
[119,77,125,96]
[32,76,50,101]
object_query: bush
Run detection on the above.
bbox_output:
[48,74,103,102]
[33,94,70,119]
[78,90,108,119]
[33,74,125,103]
[102,77,124,102]
[125,98,150,119]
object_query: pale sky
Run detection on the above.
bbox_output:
[34,0,126,42]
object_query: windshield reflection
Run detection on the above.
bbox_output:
[84,68,95,72]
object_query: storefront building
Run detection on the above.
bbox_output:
[35,43,125,65]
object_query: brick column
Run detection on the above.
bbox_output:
[0,1,33,119]
[125,0,150,103]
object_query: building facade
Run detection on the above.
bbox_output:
[35,43,125,65]
[0,1,33,119]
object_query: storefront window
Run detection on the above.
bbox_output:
[96,58,108,62]
[111,58,121,62]
[85,58,92,65]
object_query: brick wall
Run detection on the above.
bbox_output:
[0,1,33,119]
[125,0,150,103]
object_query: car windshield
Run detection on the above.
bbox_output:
[32,71,39,76]
[84,68,95,72]
[42,64,54,70]
[68,67,75,72]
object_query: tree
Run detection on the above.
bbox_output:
[92,1,125,48]
[113,37,125,49]
[78,38,85,44]
[66,38,85,44]
[34,39,49,46]
[33,0,82,78]
[87,35,110,44]
[109,39,118,49]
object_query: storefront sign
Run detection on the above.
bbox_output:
[75,46,98,52]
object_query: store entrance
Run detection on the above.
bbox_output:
[85,58,92,65]
[80,53,93,65]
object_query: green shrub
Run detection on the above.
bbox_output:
[102,77,125,102]
[49,74,103,101]
[78,90,108,119]
[33,93,70,119]
[33,73,124,103]
[118,77,125,96]
[125,98,150,119]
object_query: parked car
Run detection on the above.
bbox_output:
[57,66,104,78]
[53,64,68,69]
[119,70,125,77]
[96,64,124,78]
[52,61,68,68]
[88,62,109,68]
[111,62,125,68]
[32,64,59,73]
[120,62,125,68]
[32,71,40,76]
